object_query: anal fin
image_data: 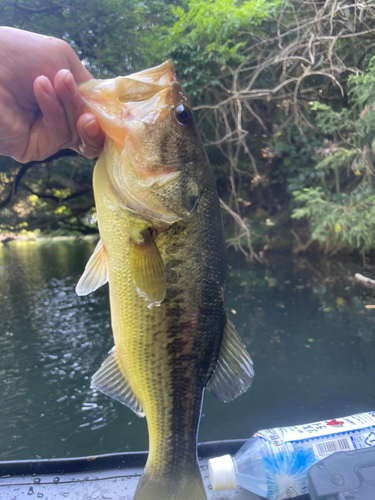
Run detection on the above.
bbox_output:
[207,315,254,402]
[91,346,145,417]
[76,239,108,296]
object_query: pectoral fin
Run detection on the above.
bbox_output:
[130,230,166,307]
[91,347,145,418]
[207,316,254,402]
[76,240,108,296]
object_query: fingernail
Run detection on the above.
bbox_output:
[64,71,78,97]
[83,118,100,138]
[40,76,55,97]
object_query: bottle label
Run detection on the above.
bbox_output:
[257,411,375,445]
[255,411,375,500]
[312,436,354,458]
[312,429,375,458]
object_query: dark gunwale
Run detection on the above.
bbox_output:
[0,439,247,476]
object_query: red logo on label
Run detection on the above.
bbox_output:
[326,419,344,427]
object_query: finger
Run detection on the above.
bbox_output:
[54,69,104,157]
[53,69,83,149]
[61,41,93,83]
[29,75,73,161]
[76,113,105,159]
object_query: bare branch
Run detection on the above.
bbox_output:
[193,0,375,260]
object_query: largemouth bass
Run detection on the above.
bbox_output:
[76,61,254,500]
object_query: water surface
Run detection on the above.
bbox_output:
[0,239,374,460]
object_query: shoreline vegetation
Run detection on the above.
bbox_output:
[1,234,372,274]
[0,232,98,244]
[2,1,375,263]
[0,232,100,245]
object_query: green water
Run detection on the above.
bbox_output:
[0,239,375,461]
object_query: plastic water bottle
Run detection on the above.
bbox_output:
[208,411,375,500]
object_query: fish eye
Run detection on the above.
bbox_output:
[174,104,192,126]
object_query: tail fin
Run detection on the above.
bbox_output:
[133,463,206,500]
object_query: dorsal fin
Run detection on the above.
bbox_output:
[76,240,108,296]
[207,316,254,402]
[91,347,145,418]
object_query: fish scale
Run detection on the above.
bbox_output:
[76,60,254,500]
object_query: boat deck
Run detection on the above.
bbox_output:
[0,440,310,500]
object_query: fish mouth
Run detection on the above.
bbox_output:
[79,61,197,223]
[79,60,176,107]
[122,60,176,87]
[79,62,188,140]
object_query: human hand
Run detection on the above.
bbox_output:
[0,27,104,163]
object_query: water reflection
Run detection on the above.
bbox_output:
[0,239,147,460]
[0,241,375,460]
[199,256,375,443]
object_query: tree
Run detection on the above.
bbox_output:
[292,57,375,261]
[2,0,375,260]
[161,0,375,260]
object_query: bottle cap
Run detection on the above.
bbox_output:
[208,454,236,491]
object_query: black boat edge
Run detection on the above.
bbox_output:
[0,439,311,500]
[0,439,246,476]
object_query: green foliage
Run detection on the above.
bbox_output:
[161,0,282,95]
[292,57,375,255]
[169,0,279,63]
[272,133,324,191]
[315,148,358,173]
[311,103,354,136]
[292,185,375,254]
[348,57,375,109]
[1,0,173,76]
